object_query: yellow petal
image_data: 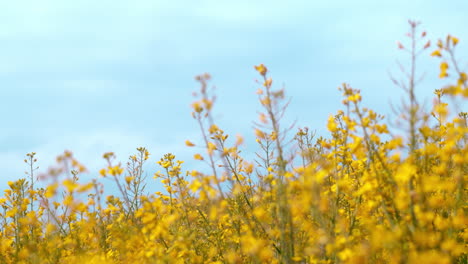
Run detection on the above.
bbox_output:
[194,154,204,160]
[431,50,442,57]
[439,62,449,78]
[185,140,195,147]
[254,64,267,76]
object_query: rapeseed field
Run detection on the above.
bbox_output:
[0,21,466,264]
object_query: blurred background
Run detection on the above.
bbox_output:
[0,0,467,192]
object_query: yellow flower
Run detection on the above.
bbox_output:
[235,134,244,146]
[254,129,266,139]
[254,64,267,76]
[439,61,449,78]
[45,183,58,198]
[207,142,217,155]
[63,179,78,193]
[451,35,459,46]
[431,50,442,57]
[327,115,338,133]
[194,153,204,160]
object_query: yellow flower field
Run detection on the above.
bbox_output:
[1,22,466,264]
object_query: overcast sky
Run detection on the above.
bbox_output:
[1,0,467,192]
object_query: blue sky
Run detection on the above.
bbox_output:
[1,0,467,192]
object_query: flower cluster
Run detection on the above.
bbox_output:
[0,23,466,264]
